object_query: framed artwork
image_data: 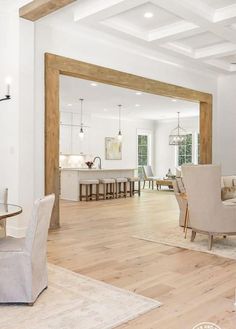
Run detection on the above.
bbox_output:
[105,137,122,160]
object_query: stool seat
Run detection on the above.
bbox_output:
[100,178,116,184]
[80,179,99,185]
[128,177,140,182]
[115,177,128,183]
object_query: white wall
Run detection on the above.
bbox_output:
[60,112,155,169]
[217,75,236,175]
[0,3,34,236]
[155,116,199,177]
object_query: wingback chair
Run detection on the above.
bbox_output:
[0,194,55,304]
[182,165,236,250]
[0,188,8,237]
[172,179,188,227]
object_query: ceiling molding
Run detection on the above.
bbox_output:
[19,0,76,21]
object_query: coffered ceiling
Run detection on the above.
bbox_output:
[39,0,236,74]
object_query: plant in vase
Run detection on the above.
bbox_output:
[85,161,94,169]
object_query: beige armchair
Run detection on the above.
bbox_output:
[172,179,188,227]
[0,194,55,304]
[182,165,236,250]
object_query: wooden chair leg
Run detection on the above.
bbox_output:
[124,182,127,198]
[116,182,119,198]
[103,184,106,200]
[90,184,92,199]
[129,182,132,197]
[184,207,189,239]
[152,180,154,190]
[223,235,227,238]
[183,204,188,233]
[79,184,83,201]
[208,234,213,250]
[143,180,146,189]
[112,183,115,199]
[96,184,99,201]
[138,181,141,196]
[191,231,196,242]
[86,185,89,201]
[149,181,151,188]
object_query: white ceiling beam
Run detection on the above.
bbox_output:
[195,43,236,59]
[148,21,198,42]
[74,0,146,23]
[214,4,236,23]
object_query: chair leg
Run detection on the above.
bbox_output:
[79,184,83,201]
[149,181,151,188]
[129,182,132,197]
[103,184,106,200]
[138,181,141,196]
[96,184,99,201]
[184,208,189,239]
[124,182,127,198]
[86,185,89,201]
[90,184,93,200]
[152,180,154,190]
[116,182,119,198]
[112,183,115,199]
[191,231,196,242]
[208,234,213,250]
[223,235,227,238]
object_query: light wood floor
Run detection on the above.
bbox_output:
[48,190,236,329]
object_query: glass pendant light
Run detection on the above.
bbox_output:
[79,98,84,139]
[169,112,187,146]
[117,104,122,141]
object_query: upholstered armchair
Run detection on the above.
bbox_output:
[0,194,55,304]
[172,179,188,227]
[182,165,236,250]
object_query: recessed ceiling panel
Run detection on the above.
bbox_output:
[106,2,181,32]
[202,0,236,9]
[177,32,224,49]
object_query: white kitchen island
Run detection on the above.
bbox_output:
[60,168,136,201]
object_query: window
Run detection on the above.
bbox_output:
[138,135,148,166]
[178,134,193,166]
[137,132,151,177]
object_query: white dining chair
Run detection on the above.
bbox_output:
[0,194,55,304]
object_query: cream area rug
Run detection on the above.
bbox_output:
[0,264,161,329]
[133,226,236,260]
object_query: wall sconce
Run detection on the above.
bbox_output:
[0,78,11,102]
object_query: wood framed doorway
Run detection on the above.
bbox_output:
[45,53,212,229]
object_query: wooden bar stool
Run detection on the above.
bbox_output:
[100,178,115,200]
[115,178,128,198]
[79,179,99,201]
[128,177,141,197]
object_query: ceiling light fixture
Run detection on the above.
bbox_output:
[135,104,141,107]
[79,98,84,139]
[90,82,98,87]
[172,99,177,102]
[67,103,72,107]
[169,112,187,146]
[144,12,154,18]
[136,92,142,95]
[117,104,122,141]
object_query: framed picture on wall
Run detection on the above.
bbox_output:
[105,137,122,160]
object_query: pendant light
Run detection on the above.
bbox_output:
[79,98,84,139]
[169,112,186,146]
[117,104,122,141]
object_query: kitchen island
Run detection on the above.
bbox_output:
[60,168,136,201]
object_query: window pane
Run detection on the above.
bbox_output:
[178,134,192,166]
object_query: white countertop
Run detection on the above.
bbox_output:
[60,168,136,172]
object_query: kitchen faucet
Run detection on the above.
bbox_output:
[93,156,102,169]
